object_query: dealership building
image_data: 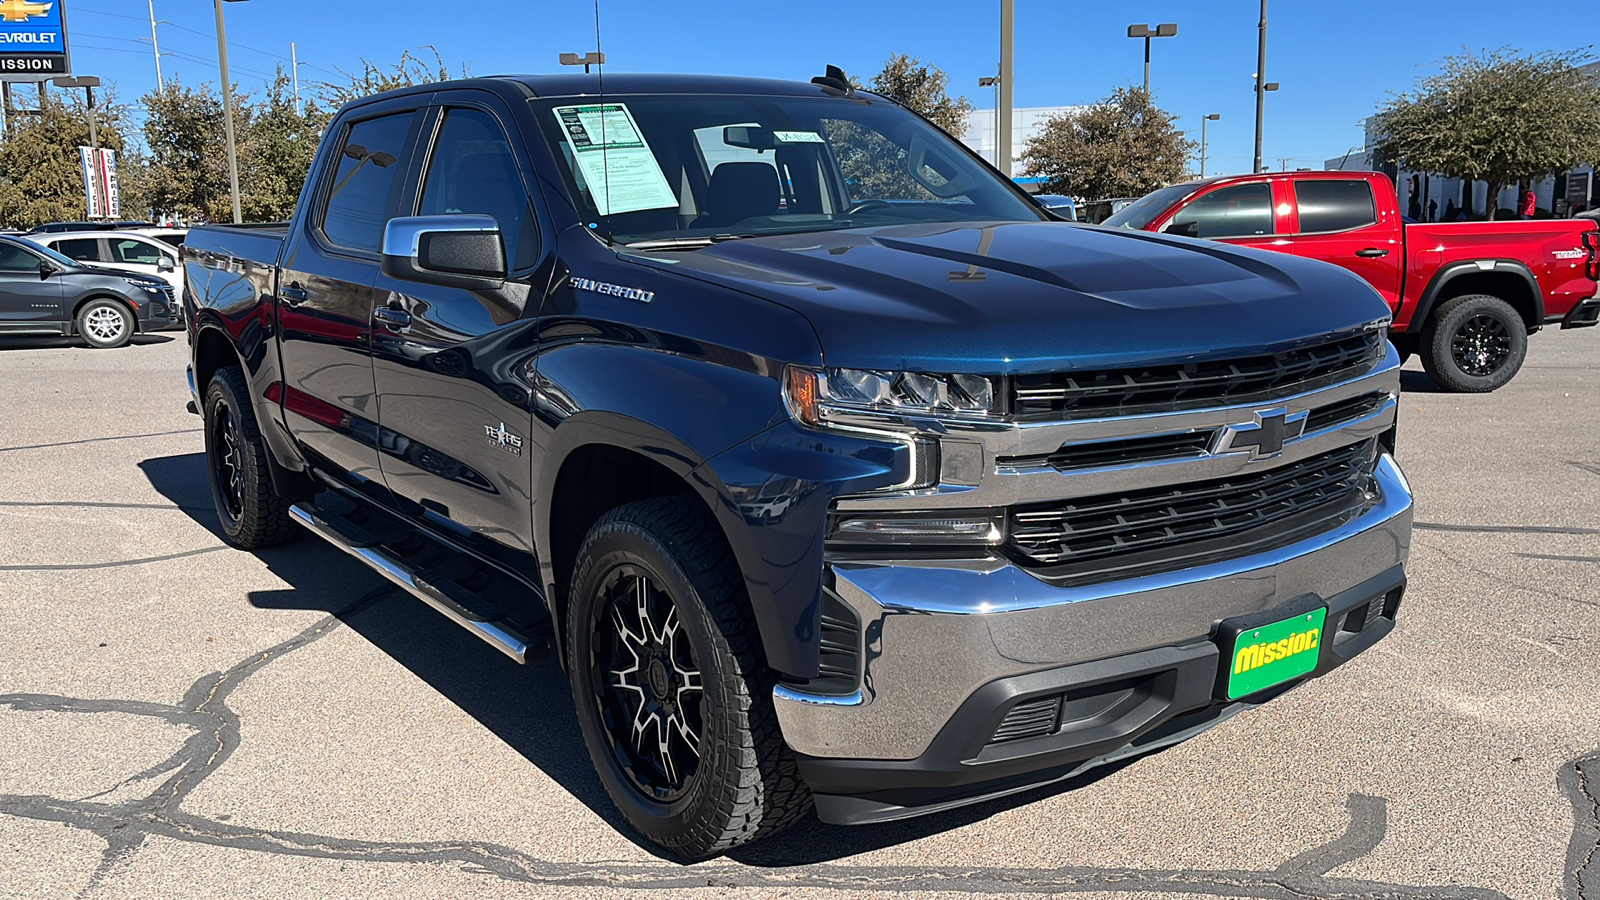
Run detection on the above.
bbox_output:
[959,106,1084,172]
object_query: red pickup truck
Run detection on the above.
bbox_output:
[1104,170,1600,391]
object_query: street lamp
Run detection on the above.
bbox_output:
[51,76,101,155]
[215,0,246,224]
[1251,0,1281,174]
[1199,113,1220,178]
[559,52,605,73]
[998,0,1014,178]
[978,73,1000,167]
[1126,23,1178,96]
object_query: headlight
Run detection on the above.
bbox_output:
[137,283,165,294]
[785,365,999,427]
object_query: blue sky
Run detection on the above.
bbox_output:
[48,0,1595,175]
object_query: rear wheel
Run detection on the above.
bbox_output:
[203,366,296,548]
[1420,294,1527,392]
[566,497,810,858]
[76,299,133,349]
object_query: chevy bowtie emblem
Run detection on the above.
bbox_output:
[1216,408,1308,459]
[0,0,52,23]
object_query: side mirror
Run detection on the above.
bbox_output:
[381,215,506,290]
[1164,220,1200,239]
[158,256,175,272]
[38,259,58,279]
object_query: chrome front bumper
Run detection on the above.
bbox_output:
[774,452,1412,761]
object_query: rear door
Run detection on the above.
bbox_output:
[46,237,107,267]
[276,99,427,502]
[0,242,63,325]
[1288,177,1402,310]
[369,94,552,611]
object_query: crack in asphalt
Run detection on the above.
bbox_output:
[0,546,227,572]
[0,429,201,455]
[1,585,1574,899]
[1567,756,1600,900]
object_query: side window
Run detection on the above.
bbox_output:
[54,239,103,262]
[0,243,38,272]
[321,112,415,253]
[1295,180,1377,233]
[1168,183,1274,238]
[110,238,164,265]
[419,107,537,268]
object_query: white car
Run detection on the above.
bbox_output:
[129,227,189,250]
[31,230,186,305]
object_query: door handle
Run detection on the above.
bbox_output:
[1356,248,1390,258]
[280,284,309,306]
[374,306,412,331]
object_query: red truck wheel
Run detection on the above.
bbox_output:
[1419,294,1527,392]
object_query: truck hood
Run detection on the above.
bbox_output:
[627,222,1390,374]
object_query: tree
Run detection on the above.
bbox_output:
[244,68,331,221]
[319,46,455,109]
[866,54,973,136]
[0,87,133,228]
[136,78,238,222]
[1372,48,1600,217]
[1019,87,1193,201]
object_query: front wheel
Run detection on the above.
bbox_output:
[76,299,133,349]
[1420,294,1528,392]
[566,497,810,858]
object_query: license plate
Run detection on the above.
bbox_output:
[1225,607,1327,699]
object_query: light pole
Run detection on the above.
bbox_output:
[1200,113,1219,178]
[998,0,1014,178]
[146,0,163,89]
[1126,23,1178,96]
[215,0,246,224]
[51,75,100,154]
[1251,0,1279,174]
[978,73,1000,167]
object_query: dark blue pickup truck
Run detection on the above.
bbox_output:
[183,69,1412,857]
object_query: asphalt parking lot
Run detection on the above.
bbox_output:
[1,330,1597,900]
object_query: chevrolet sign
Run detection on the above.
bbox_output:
[0,0,68,80]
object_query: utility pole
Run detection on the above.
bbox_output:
[1253,0,1268,173]
[291,42,301,114]
[998,0,1014,178]
[1200,114,1220,178]
[215,0,244,224]
[147,0,163,89]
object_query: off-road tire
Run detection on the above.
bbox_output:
[1420,294,1528,393]
[567,496,811,859]
[203,366,296,549]
[75,298,134,349]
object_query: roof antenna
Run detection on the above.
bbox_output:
[594,0,611,243]
[811,64,854,96]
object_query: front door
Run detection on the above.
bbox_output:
[0,242,64,326]
[371,100,550,618]
[276,104,424,502]
[107,235,184,299]
[1158,180,1292,255]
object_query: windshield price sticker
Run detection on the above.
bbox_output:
[553,103,678,216]
[773,130,825,144]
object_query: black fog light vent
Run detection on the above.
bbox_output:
[989,696,1062,744]
[809,591,862,696]
[1381,586,1403,620]
[1341,602,1372,634]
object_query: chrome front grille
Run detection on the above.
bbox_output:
[1010,331,1384,420]
[1007,439,1378,579]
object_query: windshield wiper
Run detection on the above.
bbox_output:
[622,234,753,250]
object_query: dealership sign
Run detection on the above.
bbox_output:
[0,0,70,80]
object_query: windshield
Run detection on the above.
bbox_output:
[20,239,82,268]
[530,93,1046,246]
[1102,182,1207,231]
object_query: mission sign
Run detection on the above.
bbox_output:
[0,0,70,80]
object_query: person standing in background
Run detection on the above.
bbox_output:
[1428,199,1438,222]
[1520,190,1536,219]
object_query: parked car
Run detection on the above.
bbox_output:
[184,71,1410,858]
[0,235,176,347]
[1105,171,1600,391]
[31,230,185,313]
[1077,197,1137,225]
[1031,193,1077,220]
[132,227,189,249]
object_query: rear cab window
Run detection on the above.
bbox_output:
[1294,179,1377,233]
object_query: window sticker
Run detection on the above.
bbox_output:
[773,130,825,144]
[552,103,678,215]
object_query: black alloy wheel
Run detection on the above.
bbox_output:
[1420,294,1528,393]
[1450,313,1513,376]
[590,564,705,802]
[202,366,296,548]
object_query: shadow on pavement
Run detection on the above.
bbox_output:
[0,333,176,352]
[1398,370,1446,393]
[138,449,1146,866]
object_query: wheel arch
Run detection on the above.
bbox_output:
[1415,261,1543,333]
